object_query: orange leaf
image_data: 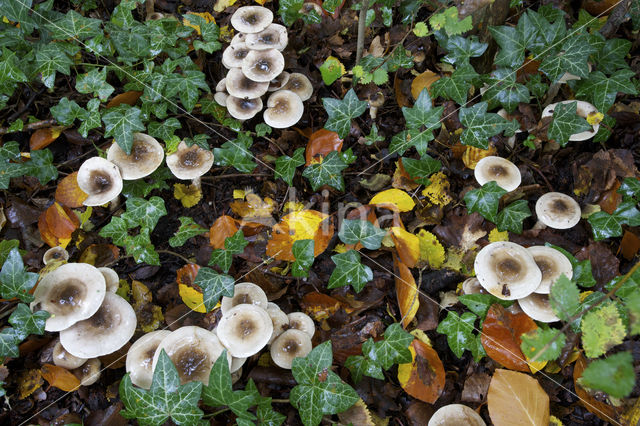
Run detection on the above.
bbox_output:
[209,215,239,249]
[392,159,419,192]
[481,304,537,372]
[305,129,343,166]
[620,231,640,261]
[55,172,88,208]
[106,91,143,108]
[395,259,419,328]
[41,364,81,392]
[487,369,549,426]
[397,339,445,403]
[30,126,64,150]
[573,354,622,423]
[38,203,80,248]
[300,291,344,320]
[78,244,119,266]
[177,263,201,288]
[266,210,333,261]
[598,180,622,215]
[390,227,419,268]
[410,70,440,101]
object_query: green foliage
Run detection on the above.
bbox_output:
[75,67,114,101]
[496,200,532,234]
[338,219,386,250]
[319,56,345,86]
[328,250,373,292]
[209,230,249,273]
[302,150,352,192]
[102,105,146,155]
[292,239,315,278]
[464,181,507,223]
[390,90,443,157]
[434,33,487,66]
[458,294,512,320]
[581,302,626,358]
[482,68,530,113]
[550,274,581,324]
[437,311,483,360]
[431,63,478,105]
[0,240,20,266]
[193,267,235,312]
[547,102,593,147]
[429,6,472,36]
[588,200,640,241]
[459,102,518,149]
[213,133,256,174]
[275,147,305,186]
[0,248,38,303]
[323,89,368,139]
[520,327,565,362]
[121,167,171,198]
[579,351,635,399]
[169,217,207,248]
[0,141,57,189]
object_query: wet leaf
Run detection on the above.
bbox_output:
[397,339,445,404]
[487,369,549,426]
[410,70,440,100]
[292,239,314,278]
[580,351,635,399]
[266,210,333,262]
[390,227,419,268]
[323,89,368,139]
[573,354,622,423]
[169,217,207,248]
[173,183,202,208]
[29,126,63,150]
[338,219,386,250]
[305,129,343,166]
[179,283,206,313]
[395,260,419,328]
[370,188,416,212]
[106,90,142,108]
[209,215,239,250]
[39,202,80,248]
[416,230,445,268]
[18,368,43,399]
[41,363,81,392]
[193,267,235,311]
[0,248,37,302]
[328,250,372,293]
[54,172,88,208]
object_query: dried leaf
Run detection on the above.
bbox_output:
[411,70,440,101]
[30,126,64,150]
[394,74,412,108]
[41,364,81,392]
[462,145,497,170]
[173,183,202,208]
[392,159,419,192]
[487,369,549,426]
[177,264,207,313]
[266,210,333,261]
[337,399,375,426]
[55,172,88,208]
[229,193,276,225]
[78,244,119,266]
[209,215,239,249]
[300,291,350,320]
[305,129,343,166]
[421,172,453,207]
[38,202,80,248]
[395,260,419,328]
[371,189,416,212]
[18,369,43,399]
[106,91,143,108]
[620,231,640,260]
[397,339,445,403]
[417,230,445,269]
[390,227,419,268]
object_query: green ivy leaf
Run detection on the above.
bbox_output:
[75,67,115,101]
[547,101,593,147]
[78,98,102,137]
[395,89,443,156]
[458,294,512,320]
[372,323,414,369]
[169,217,207,248]
[436,311,477,358]
[482,68,530,113]
[345,339,384,383]
[292,239,314,278]
[546,244,596,288]
[35,43,74,89]
[520,327,565,362]
[402,155,442,185]
[328,250,373,293]
[363,123,384,146]
[581,302,626,358]
[50,97,84,126]
[209,230,248,273]
[121,196,167,230]
[579,351,635,398]
[302,150,349,192]
[550,274,580,323]
[496,200,531,234]
[99,216,129,246]
[618,177,640,200]
[459,102,515,149]
[275,147,305,186]
[193,267,235,311]
[488,17,531,68]
[430,63,477,105]
[464,181,507,223]
[591,38,632,75]
[435,33,487,66]
[0,248,37,303]
[214,133,256,174]
[539,34,595,82]
[147,118,182,142]
[588,200,640,241]
[323,89,368,139]
[0,240,20,266]
[8,304,49,340]
[575,69,637,113]
[121,167,171,198]
[47,10,102,39]
[125,229,160,266]
[0,48,27,97]
[338,219,386,250]
[102,104,146,155]
[278,0,304,26]
[165,70,210,112]
[24,149,58,185]
[0,328,21,358]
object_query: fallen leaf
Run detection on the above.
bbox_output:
[55,172,88,208]
[300,291,349,320]
[392,159,419,192]
[78,244,119,266]
[421,172,453,207]
[597,180,622,214]
[394,73,412,108]
[182,11,216,35]
[18,369,43,399]
[41,364,81,392]
[337,399,375,426]
[229,193,276,225]
[177,264,206,313]
[174,183,202,208]
[487,369,549,426]
[573,354,622,423]
[411,70,440,100]
[30,126,64,150]
[266,210,333,261]
[417,230,445,269]
[38,202,80,248]
[213,0,238,13]
[305,129,343,166]
[488,228,509,242]
[395,260,419,327]
[462,145,497,170]
[619,231,640,260]
[390,227,419,268]
[106,91,142,108]
[209,215,239,249]
[370,188,416,212]
[397,339,445,403]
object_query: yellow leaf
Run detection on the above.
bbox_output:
[219,25,234,42]
[396,260,419,327]
[411,70,440,100]
[333,243,349,254]
[488,369,550,426]
[410,329,431,346]
[488,228,509,242]
[132,280,152,307]
[174,183,202,208]
[213,0,238,13]
[182,11,216,35]
[233,189,246,199]
[421,172,452,207]
[390,227,420,267]
[462,145,497,170]
[284,201,306,212]
[230,193,276,222]
[443,247,465,272]
[18,369,43,399]
[370,189,416,212]
[587,111,604,126]
[254,0,271,5]
[550,415,564,426]
[417,229,445,268]
[397,344,416,386]
[266,210,333,261]
[179,283,207,313]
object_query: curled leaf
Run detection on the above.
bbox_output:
[395,260,419,328]
[397,339,445,403]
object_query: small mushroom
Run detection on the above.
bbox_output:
[263,90,304,128]
[287,312,315,338]
[242,49,285,83]
[72,358,101,386]
[43,246,69,265]
[166,141,214,190]
[461,277,484,295]
[230,6,273,33]
[214,92,229,107]
[230,356,247,373]
[225,68,270,99]
[216,304,273,358]
[152,326,230,385]
[216,79,227,93]
[541,101,600,141]
[474,242,542,300]
[245,23,288,51]
[226,96,264,120]
[428,404,486,426]
[97,267,119,293]
[77,157,123,206]
[52,340,87,370]
[266,302,289,344]
[527,246,573,294]
[518,293,560,323]
[222,43,252,69]
[31,262,106,332]
[282,73,313,101]
[126,330,171,389]
[534,192,581,230]
[60,292,137,358]
[220,282,269,315]
[106,133,164,180]
[367,91,384,119]
[268,72,291,92]
[473,156,521,192]
[270,329,312,369]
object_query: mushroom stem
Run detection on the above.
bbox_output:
[192,176,202,191]
[531,220,547,230]
[355,0,370,64]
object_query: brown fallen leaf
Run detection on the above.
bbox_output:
[78,244,120,266]
[619,230,640,260]
[411,70,439,101]
[487,369,549,426]
[38,202,80,248]
[30,126,64,150]
[106,91,143,108]
[397,339,445,404]
[55,172,88,208]
[395,259,419,328]
[305,128,343,166]
[390,227,419,268]
[300,291,346,320]
[41,363,81,392]
[209,215,239,249]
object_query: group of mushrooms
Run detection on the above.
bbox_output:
[215,6,313,127]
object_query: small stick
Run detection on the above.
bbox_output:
[355,0,370,64]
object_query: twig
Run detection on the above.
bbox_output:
[156,250,191,264]
[0,118,57,135]
[599,0,632,38]
[355,0,370,64]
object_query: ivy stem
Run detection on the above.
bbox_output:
[355,0,370,64]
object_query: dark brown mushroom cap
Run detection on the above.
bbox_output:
[222,43,252,69]
[77,157,123,206]
[283,73,313,101]
[535,192,582,229]
[245,23,288,51]
[241,49,285,82]
[106,133,164,180]
[263,90,304,128]
[270,329,312,369]
[225,68,269,99]
[226,96,264,120]
[166,141,214,180]
[230,6,273,33]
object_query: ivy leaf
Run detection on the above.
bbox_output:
[8,304,49,340]
[125,229,160,266]
[169,217,207,248]
[290,341,359,426]
[0,48,28,95]
[322,89,368,139]
[328,250,373,293]
[193,267,235,311]
[580,351,635,399]
[292,239,314,278]
[575,69,638,113]
[436,311,477,358]
[209,230,248,273]
[496,200,531,234]
[372,323,414,369]
[539,34,595,82]
[459,102,515,149]
[78,98,102,137]
[402,155,442,185]
[464,181,507,223]
[547,101,593,147]
[482,68,530,113]
[430,63,477,105]
[148,118,182,143]
[435,33,487,66]
[345,338,385,383]
[35,43,74,89]
[24,149,58,185]
[275,147,305,186]
[99,216,129,246]
[50,97,84,126]
[488,18,532,67]
[458,294,512,320]
[618,177,640,200]
[0,240,20,266]
[588,200,640,240]
[165,70,210,112]
[47,10,102,40]
[278,0,304,26]
[395,89,443,156]
[119,349,204,426]
[591,38,632,75]
[338,219,386,250]
[550,274,580,323]
[122,196,167,230]
[213,133,256,174]
[520,327,565,362]
[0,248,37,303]
[102,105,146,155]
[0,328,21,358]
[75,67,114,101]
[302,150,349,192]
[581,302,626,358]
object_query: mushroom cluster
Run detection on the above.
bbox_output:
[216,6,313,127]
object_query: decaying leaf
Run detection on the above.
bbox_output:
[411,70,440,100]
[78,244,119,266]
[421,172,453,207]
[55,172,88,208]
[462,145,497,170]
[390,227,419,268]
[392,159,419,192]
[30,126,64,150]
[487,369,549,426]
[41,364,81,392]
[18,369,43,399]
[173,183,202,208]
[300,291,352,320]
[177,263,207,313]
[38,202,80,248]
[229,192,276,225]
[266,210,333,261]
[573,354,623,423]
[395,260,419,328]
[106,91,142,108]
[209,215,239,249]
[132,280,163,332]
[370,189,416,212]
[397,339,445,403]
[416,230,445,269]
[337,399,375,426]
[305,128,343,166]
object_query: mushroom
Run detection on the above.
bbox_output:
[461,277,484,295]
[126,330,171,389]
[230,356,247,373]
[31,262,106,332]
[541,101,600,141]
[474,242,542,300]
[263,90,304,128]
[220,282,268,315]
[428,404,486,426]
[225,68,270,99]
[367,91,384,119]
[214,92,229,107]
[97,267,119,293]
[268,72,290,92]
[76,157,123,206]
[287,312,315,338]
[59,292,137,358]
[226,96,264,120]
[527,246,573,294]
[106,133,164,180]
[270,329,312,369]
[43,246,69,265]
[266,302,289,344]
[152,326,230,385]
[52,340,87,370]
[517,293,560,323]
[245,24,288,51]
[230,32,246,46]
[473,156,521,192]
[282,73,313,101]
[230,6,273,33]
[241,49,285,83]
[216,304,273,358]
[299,2,324,17]
[72,358,101,386]
[222,43,252,69]
[534,192,581,230]
[165,141,214,191]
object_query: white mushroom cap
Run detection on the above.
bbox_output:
[52,340,87,369]
[166,141,214,180]
[215,78,227,93]
[242,49,285,82]
[72,358,101,386]
[60,292,137,358]
[287,312,315,338]
[268,72,290,92]
[230,356,247,373]
[97,267,119,293]
[220,282,268,315]
[222,43,252,69]
[106,133,164,180]
[283,73,313,101]
[263,90,304,129]
[230,6,273,33]
[473,156,521,192]
[518,293,560,323]
[266,303,289,344]
[152,326,230,385]
[31,262,106,332]
[226,96,263,120]
[527,246,573,294]
[77,157,123,206]
[541,101,599,141]
[43,247,69,265]
[126,330,171,389]
[225,68,270,99]
[214,92,229,107]
[230,33,246,46]
[535,192,581,229]
[300,2,324,16]
[428,404,486,426]
[245,23,288,51]
[270,329,312,369]
[474,242,542,300]
[216,304,273,358]
[461,277,483,295]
